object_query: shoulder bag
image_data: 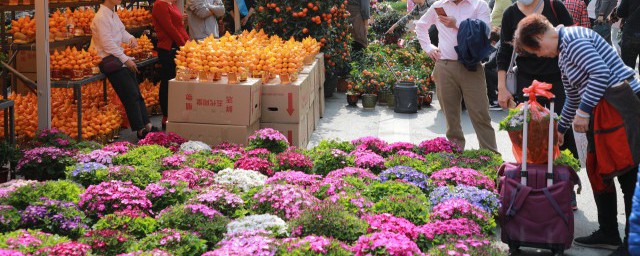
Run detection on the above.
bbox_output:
[98,55,124,75]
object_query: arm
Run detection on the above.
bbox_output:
[415,6,438,53]
[92,17,130,64]
[394,5,421,27]
[187,0,216,18]
[558,84,581,133]
[566,39,611,114]
[361,0,371,20]
[211,3,225,17]
[153,3,187,46]
[496,8,514,72]
[555,0,575,26]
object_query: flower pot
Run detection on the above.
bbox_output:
[387,92,395,108]
[0,167,8,183]
[424,91,434,107]
[337,78,348,93]
[362,94,378,109]
[324,72,337,98]
[378,91,388,104]
[347,94,359,106]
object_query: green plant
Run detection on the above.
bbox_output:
[146,180,194,213]
[105,165,161,189]
[0,205,21,232]
[186,152,234,172]
[454,149,504,182]
[310,139,354,154]
[93,212,158,239]
[81,229,134,256]
[128,228,208,256]
[371,194,431,225]
[72,141,104,153]
[554,149,581,172]
[384,155,428,173]
[2,180,84,210]
[66,162,109,188]
[390,1,408,12]
[290,201,368,243]
[113,145,172,171]
[156,204,230,246]
[311,149,354,176]
[20,199,89,239]
[363,180,424,202]
[0,140,19,168]
[0,229,70,254]
[276,236,351,256]
[370,10,406,44]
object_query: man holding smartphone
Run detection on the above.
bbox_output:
[415,0,498,152]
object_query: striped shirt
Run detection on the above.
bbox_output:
[557,26,640,133]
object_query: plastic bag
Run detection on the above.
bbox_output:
[509,80,561,164]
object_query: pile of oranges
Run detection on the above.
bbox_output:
[10,16,36,44]
[50,47,99,80]
[174,30,317,83]
[49,9,72,41]
[121,34,154,60]
[116,7,152,29]
[70,7,95,36]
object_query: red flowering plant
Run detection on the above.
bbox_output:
[33,241,91,256]
[350,150,386,174]
[80,229,134,256]
[245,148,274,159]
[234,156,275,176]
[351,136,389,155]
[275,150,313,173]
[102,141,134,154]
[138,132,187,152]
[430,199,496,235]
[78,180,152,218]
[351,231,423,256]
[160,167,216,191]
[362,213,419,240]
[383,142,417,156]
[430,167,496,192]
[415,218,483,250]
[247,128,290,154]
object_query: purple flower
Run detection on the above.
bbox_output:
[102,142,134,154]
[183,204,223,219]
[78,181,152,217]
[16,147,72,170]
[251,184,320,220]
[265,171,322,191]
[415,218,482,241]
[379,166,429,191]
[193,187,244,215]
[429,185,501,214]
[363,213,419,239]
[75,150,118,165]
[350,150,386,174]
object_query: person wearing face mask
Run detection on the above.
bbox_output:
[496,0,579,177]
[514,14,640,255]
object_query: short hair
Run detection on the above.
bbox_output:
[514,14,554,52]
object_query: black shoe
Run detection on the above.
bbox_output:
[609,243,630,256]
[489,103,502,111]
[571,190,578,211]
[574,229,622,250]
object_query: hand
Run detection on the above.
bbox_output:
[241,16,249,26]
[438,15,457,29]
[125,59,139,74]
[572,112,590,133]
[365,19,370,29]
[557,132,564,146]
[597,15,604,23]
[129,38,138,48]
[386,25,396,34]
[498,85,515,109]
[427,48,441,61]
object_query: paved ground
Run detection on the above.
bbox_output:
[308,93,625,256]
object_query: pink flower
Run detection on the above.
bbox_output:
[234,156,275,176]
[161,167,216,190]
[417,137,460,155]
[78,181,151,217]
[352,231,423,256]
[265,171,322,191]
[35,241,91,256]
[251,184,320,220]
[138,132,187,152]
[430,167,496,192]
[363,213,419,239]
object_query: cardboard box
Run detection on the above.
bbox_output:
[306,103,315,141]
[261,74,313,124]
[167,121,259,146]
[168,78,261,126]
[16,50,37,73]
[260,113,309,148]
[14,72,37,95]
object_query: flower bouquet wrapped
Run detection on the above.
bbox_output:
[498,80,560,164]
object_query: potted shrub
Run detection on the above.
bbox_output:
[0,140,18,182]
[359,70,380,109]
[346,82,360,107]
[370,10,407,45]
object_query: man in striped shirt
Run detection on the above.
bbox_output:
[515,14,640,255]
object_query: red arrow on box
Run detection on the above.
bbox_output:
[287,93,294,116]
[287,131,293,145]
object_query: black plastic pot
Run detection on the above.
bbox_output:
[394,81,418,113]
[325,72,338,98]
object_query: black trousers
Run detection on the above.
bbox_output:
[485,67,498,103]
[106,68,150,132]
[516,72,579,159]
[158,48,178,117]
[620,37,640,73]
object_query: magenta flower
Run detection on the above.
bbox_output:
[138,132,187,152]
[102,142,134,154]
[415,218,482,241]
[276,151,313,173]
[78,181,152,218]
[251,184,320,220]
[352,231,423,256]
[363,213,419,239]
[161,167,216,190]
[350,150,386,174]
[248,128,290,153]
[265,171,322,191]
[430,167,496,192]
[203,230,276,256]
[417,137,460,155]
[384,142,416,154]
[234,156,275,176]
[192,187,244,216]
[34,241,91,256]
[351,136,389,154]
[161,154,187,169]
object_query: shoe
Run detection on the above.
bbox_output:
[574,229,622,250]
[571,190,578,211]
[609,243,630,256]
[489,103,502,111]
[162,116,167,131]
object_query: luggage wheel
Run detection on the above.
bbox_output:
[551,249,564,256]
[508,245,520,255]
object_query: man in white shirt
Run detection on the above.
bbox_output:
[186,0,225,40]
[415,0,498,152]
[91,0,157,139]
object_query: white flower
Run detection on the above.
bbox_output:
[179,141,212,153]
[226,214,289,237]
[214,168,268,192]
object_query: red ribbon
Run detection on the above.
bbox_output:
[522,80,555,103]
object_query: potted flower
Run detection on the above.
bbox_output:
[360,70,379,109]
[346,82,360,107]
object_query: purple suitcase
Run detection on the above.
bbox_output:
[498,97,580,255]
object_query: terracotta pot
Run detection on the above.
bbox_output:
[362,94,378,109]
[347,94,359,106]
[337,78,349,93]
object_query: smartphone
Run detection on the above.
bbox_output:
[434,7,447,17]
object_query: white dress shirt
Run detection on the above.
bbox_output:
[90,5,135,64]
[415,0,491,61]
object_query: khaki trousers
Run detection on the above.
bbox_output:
[433,60,498,152]
[347,5,368,47]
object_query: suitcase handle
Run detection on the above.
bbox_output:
[521,95,556,187]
